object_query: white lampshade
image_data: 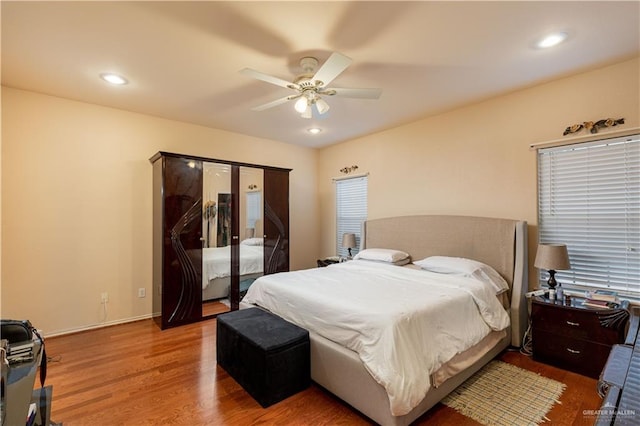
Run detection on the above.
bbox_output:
[534,244,571,270]
[294,97,308,113]
[315,97,330,115]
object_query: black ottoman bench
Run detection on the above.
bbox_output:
[216,307,310,407]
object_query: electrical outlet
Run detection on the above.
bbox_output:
[101,292,109,304]
[138,288,146,298]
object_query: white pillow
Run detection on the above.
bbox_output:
[413,256,509,294]
[353,248,410,265]
[240,237,263,246]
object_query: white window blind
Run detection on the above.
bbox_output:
[336,176,368,257]
[246,191,261,228]
[537,134,640,298]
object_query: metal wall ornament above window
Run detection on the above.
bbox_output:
[340,165,359,175]
[537,134,640,299]
[562,117,625,136]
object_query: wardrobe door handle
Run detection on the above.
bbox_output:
[567,348,581,354]
[566,321,580,327]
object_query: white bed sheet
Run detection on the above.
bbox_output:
[202,245,263,288]
[242,260,510,416]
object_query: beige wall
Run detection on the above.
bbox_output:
[1,87,319,335]
[318,57,640,288]
[3,57,638,335]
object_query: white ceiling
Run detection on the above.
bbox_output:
[2,1,639,148]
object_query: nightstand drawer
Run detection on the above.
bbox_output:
[531,302,620,345]
[532,329,612,378]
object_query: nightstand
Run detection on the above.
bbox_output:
[531,296,629,378]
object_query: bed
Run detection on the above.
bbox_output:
[240,215,528,425]
[202,238,264,301]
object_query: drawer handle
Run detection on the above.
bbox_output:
[566,321,580,326]
[567,348,581,354]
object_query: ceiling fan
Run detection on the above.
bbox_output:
[240,52,382,118]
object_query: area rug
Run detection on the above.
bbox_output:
[442,360,566,426]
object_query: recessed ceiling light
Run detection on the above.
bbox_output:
[307,128,322,134]
[536,32,568,49]
[100,73,128,85]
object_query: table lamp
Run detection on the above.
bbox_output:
[534,244,571,289]
[342,233,357,259]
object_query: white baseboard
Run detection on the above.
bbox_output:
[44,313,154,338]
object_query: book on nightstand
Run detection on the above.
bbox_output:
[582,298,618,309]
[589,289,618,302]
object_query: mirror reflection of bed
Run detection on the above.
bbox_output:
[202,163,264,317]
[202,238,264,306]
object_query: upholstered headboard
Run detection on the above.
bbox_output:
[362,215,528,347]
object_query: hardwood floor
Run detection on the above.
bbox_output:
[203,300,230,317]
[41,318,602,425]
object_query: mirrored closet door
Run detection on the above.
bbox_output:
[237,167,264,309]
[201,162,233,318]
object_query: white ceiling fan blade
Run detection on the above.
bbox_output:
[312,52,352,87]
[251,94,299,111]
[330,87,382,99]
[240,68,297,89]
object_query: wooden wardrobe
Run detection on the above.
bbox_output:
[150,152,290,329]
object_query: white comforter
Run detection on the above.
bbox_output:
[202,245,263,287]
[242,260,510,416]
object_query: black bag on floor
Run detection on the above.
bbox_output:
[1,319,33,344]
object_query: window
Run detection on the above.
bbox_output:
[537,134,639,298]
[336,175,368,257]
[246,191,261,229]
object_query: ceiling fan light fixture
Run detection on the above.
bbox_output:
[242,52,382,117]
[315,97,330,115]
[294,97,308,113]
[301,105,313,119]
